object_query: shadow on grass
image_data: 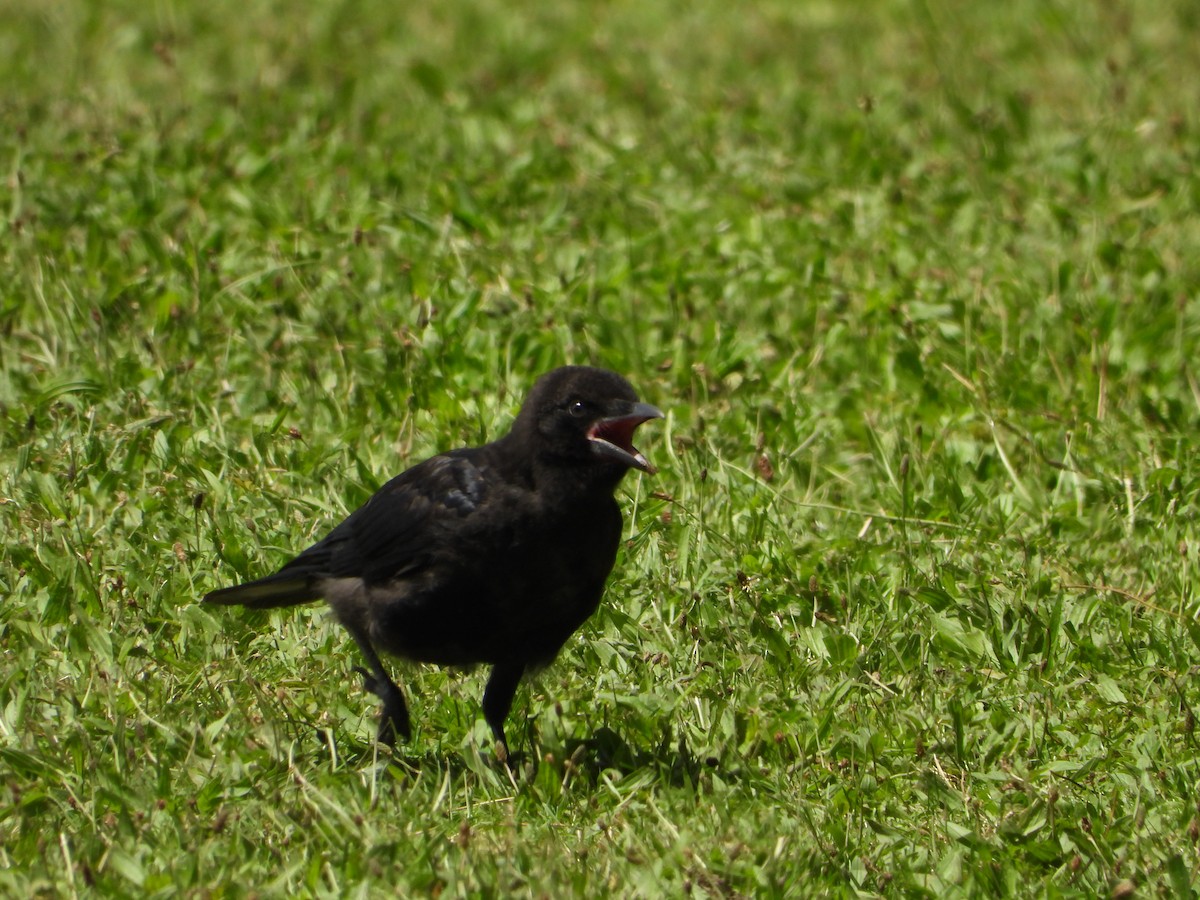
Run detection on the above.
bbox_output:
[560,725,713,788]
[293,721,718,791]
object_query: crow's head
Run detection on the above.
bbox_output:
[515,366,663,478]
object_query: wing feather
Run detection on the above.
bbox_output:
[280,452,489,586]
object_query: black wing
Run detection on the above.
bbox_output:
[204,451,489,607]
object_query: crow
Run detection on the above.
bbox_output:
[204,365,663,758]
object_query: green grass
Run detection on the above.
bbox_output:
[3,0,1200,895]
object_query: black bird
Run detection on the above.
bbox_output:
[204,366,662,757]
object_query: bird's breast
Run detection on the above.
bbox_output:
[368,495,623,667]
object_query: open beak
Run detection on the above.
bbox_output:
[587,401,664,473]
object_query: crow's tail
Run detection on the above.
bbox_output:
[203,572,320,610]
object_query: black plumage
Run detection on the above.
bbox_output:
[204,366,662,756]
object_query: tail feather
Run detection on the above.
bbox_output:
[203,572,321,609]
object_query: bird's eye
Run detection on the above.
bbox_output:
[568,399,589,418]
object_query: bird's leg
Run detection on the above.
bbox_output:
[482,662,525,762]
[345,627,411,745]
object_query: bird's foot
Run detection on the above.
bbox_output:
[353,666,411,745]
[377,698,412,745]
[353,665,381,697]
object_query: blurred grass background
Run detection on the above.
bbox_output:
[2,0,1199,895]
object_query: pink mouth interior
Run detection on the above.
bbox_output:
[589,417,642,454]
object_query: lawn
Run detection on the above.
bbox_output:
[2,0,1199,895]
